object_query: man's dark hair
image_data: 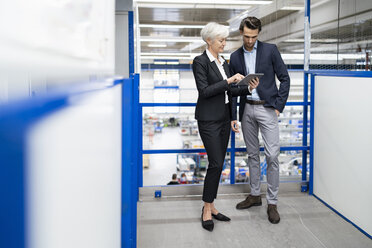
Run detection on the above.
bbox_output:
[172,173,177,180]
[239,16,262,32]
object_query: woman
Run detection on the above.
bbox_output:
[192,22,259,231]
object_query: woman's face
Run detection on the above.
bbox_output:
[208,36,226,55]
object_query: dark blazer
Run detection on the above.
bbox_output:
[230,41,290,121]
[192,51,251,121]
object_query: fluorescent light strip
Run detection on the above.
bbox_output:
[141,56,194,60]
[141,37,204,43]
[137,3,258,9]
[140,24,205,29]
[135,0,272,4]
[281,6,304,10]
[142,52,197,56]
[154,61,167,65]
[285,39,339,43]
[148,44,167,47]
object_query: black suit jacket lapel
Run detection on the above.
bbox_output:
[255,41,263,96]
[223,61,231,78]
[255,41,262,73]
[239,47,247,75]
[210,61,224,81]
[202,51,224,81]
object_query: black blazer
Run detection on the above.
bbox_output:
[230,41,290,121]
[192,51,251,121]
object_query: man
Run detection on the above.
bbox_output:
[229,17,290,224]
[167,173,180,185]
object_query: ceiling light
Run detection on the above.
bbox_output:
[141,36,204,43]
[140,24,205,29]
[135,0,272,5]
[154,61,167,65]
[142,52,195,56]
[167,61,180,65]
[285,39,339,43]
[135,0,272,9]
[280,6,304,10]
[148,44,167,47]
[142,56,194,60]
[137,3,256,9]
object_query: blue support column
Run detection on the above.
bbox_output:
[230,131,236,184]
[0,95,67,248]
[0,125,25,248]
[135,74,143,188]
[128,11,134,75]
[132,74,140,200]
[122,78,136,248]
[138,106,143,188]
[302,72,309,185]
[305,0,310,20]
[302,0,311,192]
[309,74,315,195]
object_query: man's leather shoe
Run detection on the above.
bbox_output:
[201,207,214,231]
[267,204,280,224]
[236,195,262,209]
[212,212,231,221]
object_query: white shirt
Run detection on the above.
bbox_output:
[206,49,229,104]
[243,41,260,100]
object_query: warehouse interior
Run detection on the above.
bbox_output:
[0,0,371,248]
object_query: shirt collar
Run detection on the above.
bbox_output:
[206,49,225,65]
[243,40,258,53]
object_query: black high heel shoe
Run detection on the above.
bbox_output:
[201,207,214,231]
[212,212,231,221]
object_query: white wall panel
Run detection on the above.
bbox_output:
[0,0,115,77]
[26,86,122,248]
[314,75,372,237]
[0,0,115,104]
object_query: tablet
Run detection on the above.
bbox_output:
[237,73,264,85]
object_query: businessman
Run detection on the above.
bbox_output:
[230,16,290,224]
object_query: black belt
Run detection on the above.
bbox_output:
[246,99,265,105]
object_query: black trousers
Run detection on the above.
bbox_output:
[198,117,231,203]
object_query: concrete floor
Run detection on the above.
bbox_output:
[143,127,181,186]
[138,192,372,248]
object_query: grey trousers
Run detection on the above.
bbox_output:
[241,103,280,205]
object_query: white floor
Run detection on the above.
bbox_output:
[138,192,372,248]
[143,127,182,186]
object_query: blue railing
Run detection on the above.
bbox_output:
[136,70,312,188]
[2,70,371,248]
[121,74,139,248]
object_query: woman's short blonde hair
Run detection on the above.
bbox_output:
[200,22,229,43]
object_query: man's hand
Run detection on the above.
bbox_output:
[275,109,280,116]
[248,77,259,91]
[231,120,239,133]
[227,73,245,84]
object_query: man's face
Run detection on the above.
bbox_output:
[241,26,259,51]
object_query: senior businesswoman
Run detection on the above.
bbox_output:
[193,22,259,231]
